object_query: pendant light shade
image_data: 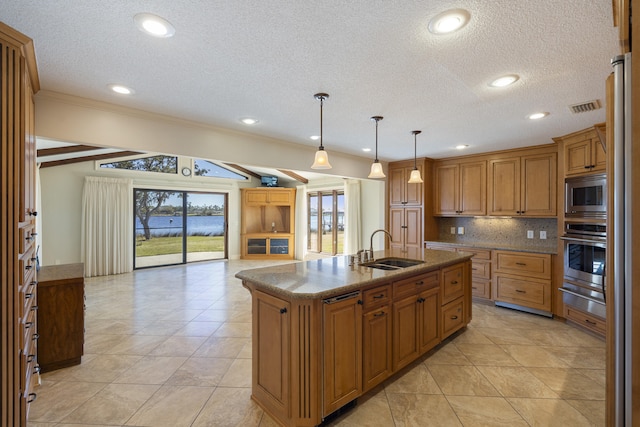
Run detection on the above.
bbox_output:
[407,130,423,184]
[311,93,332,169]
[368,116,386,179]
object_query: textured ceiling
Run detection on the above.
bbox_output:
[2,0,620,162]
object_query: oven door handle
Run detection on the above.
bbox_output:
[560,236,607,246]
[559,287,606,305]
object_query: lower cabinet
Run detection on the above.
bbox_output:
[362,285,392,392]
[244,235,294,259]
[323,291,362,415]
[442,296,465,339]
[252,290,290,418]
[494,250,552,315]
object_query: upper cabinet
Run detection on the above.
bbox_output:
[433,160,486,216]
[554,125,606,176]
[389,160,423,206]
[487,150,557,217]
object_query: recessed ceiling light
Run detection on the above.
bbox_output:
[489,74,519,88]
[134,13,175,38]
[362,148,372,152]
[528,112,549,120]
[456,144,469,150]
[108,84,134,95]
[428,9,470,35]
[310,135,320,141]
[240,118,258,125]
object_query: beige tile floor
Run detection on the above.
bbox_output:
[28,259,606,427]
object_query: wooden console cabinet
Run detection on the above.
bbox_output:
[241,188,295,259]
[37,264,85,372]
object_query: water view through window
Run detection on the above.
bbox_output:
[134,189,227,268]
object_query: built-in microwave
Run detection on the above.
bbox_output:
[565,173,606,218]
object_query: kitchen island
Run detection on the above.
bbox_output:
[236,248,472,427]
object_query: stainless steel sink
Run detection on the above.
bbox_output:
[364,258,423,270]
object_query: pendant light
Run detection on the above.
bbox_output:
[407,130,423,183]
[368,116,386,179]
[311,93,332,169]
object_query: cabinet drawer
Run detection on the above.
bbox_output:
[363,284,391,310]
[441,296,465,339]
[19,278,37,319]
[441,264,464,304]
[495,274,551,311]
[494,251,551,279]
[471,259,491,279]
[458,247,491,260]
[471,278,491,299]
[564,305,606,336]
[393,271,439,300]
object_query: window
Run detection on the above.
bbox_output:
[307,190,344,255]
[134,189,227,268]
[100,155,178,174]
[193,159,249,180]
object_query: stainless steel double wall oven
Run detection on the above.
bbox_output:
[560,174,607,320]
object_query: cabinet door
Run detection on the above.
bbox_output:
[592,137,607,172]
[323,293,362,415]
[392,295,419,371]
[389,167,406,206]
[434,163,459,215]
[362,306,392,392]
[404,207,423,251]
[459,161,486,215]
[389,207,404,250]
[565,138,591,175]
[441,263,464,305]
[418,287,440,354]
[520,153,556,216]
[253,291,290,415]
[487,157,520,215]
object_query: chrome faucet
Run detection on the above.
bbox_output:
[369,229,392,261]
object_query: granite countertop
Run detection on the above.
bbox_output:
[236,248,471,299]
[425,240,558,255]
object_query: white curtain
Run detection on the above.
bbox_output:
[81,176,133,277]
[295,184,308,260]
[344,179,362,254]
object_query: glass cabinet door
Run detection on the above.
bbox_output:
[269,238,289,255]
[247,238,267,255]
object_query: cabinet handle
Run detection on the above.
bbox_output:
[450,315,458,320]
[416,280,424,286]
[27,354,36,363]
[279,307,287,314]
[25,322,33,329]
[585,319,597,326]
[515,262,526,266]
[401,201,407,205]
[515,289,526,293]
[29,211,38,217]
[472,286,477,290]
[32,333,39,341]
[33,365,41,375]
[417,297,425,303]
[374,311,386,317]
[472,268,478,271]
[373,294,385,299]
[25,292,33,299]
[450,280,458,285]
[27,393,37,403]
[31,305,38,312]
[401,225,408,229]
[25,265,33,270]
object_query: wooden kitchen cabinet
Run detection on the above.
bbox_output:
[362,305,392,391]
[323,291,362,415]
[389,206,423,259]
[434,160,486,216]
[388,159,424,206]
[553,125,606,176]
[392,271,441,371]
[241,188,295,259]
[494,250,552,315]
[252,290,290,417]
[37,264,85,373]
[487,151,557,217]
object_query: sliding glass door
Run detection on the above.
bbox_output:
[134,189,227,268]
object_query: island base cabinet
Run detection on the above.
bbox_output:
[323,292,362,416]
[418,287,440,353]
[441,296,465,339]
[362,306,392,392]
[252,291,291,423]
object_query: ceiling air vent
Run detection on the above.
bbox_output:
[569,100,601,114]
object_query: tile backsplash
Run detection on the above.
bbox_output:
[434,217,558,251]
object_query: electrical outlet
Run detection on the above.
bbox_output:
[457,227,464,235]
[540,230,547,239]
[450,227,456,234]
[527,230,534,239]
